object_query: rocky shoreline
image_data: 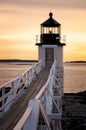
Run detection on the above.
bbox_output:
[61,91,86,130]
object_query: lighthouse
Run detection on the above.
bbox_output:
[36,12,65,67]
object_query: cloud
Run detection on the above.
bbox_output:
[58,0,86,9]
[0,0,86,9]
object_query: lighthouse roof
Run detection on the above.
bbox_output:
[41,12,60,27]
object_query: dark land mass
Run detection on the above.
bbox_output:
[0,59,38,63]
[61,91,86,130]
[0,60,86,63]
[65,61,86,63]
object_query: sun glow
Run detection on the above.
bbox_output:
[0,2,86,61]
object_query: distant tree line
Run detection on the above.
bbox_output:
[0,59,38,62]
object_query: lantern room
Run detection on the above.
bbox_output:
[41,12,61,45]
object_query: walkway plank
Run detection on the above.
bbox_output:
[0,67,50,130]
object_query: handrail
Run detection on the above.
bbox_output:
[13,107,32,130]
[0,85,26,111]
[13,60,63,130]
[35,60,62,118]
[35,76,50,100]
[0,77,20,90]
[0,61,43,90]
[0,60,43,113]
[35,60,56,100]
[0,90,12,102]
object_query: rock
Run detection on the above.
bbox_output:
[61,91,86,130]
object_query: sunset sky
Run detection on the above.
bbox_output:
[0,0,86,61]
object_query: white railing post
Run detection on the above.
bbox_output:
[45,75,54,116]
[23,99,40,130]
[4,90,13,112]
[28,68,33,84]
[26,71,29,87]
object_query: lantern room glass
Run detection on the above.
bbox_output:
[41,26,60,34]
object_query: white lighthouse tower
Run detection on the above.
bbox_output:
[36,12,65,67]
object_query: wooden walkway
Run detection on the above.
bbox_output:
[0,67,50,130]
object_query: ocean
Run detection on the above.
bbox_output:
[0,62,86,93]
[64,63,86,93]
[0,62,34,87]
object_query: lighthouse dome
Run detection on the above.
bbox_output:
[41,12,60,27]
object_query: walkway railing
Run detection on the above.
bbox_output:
[35,61,62,118]
[0,61,44,114]
[14,60,63,130]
